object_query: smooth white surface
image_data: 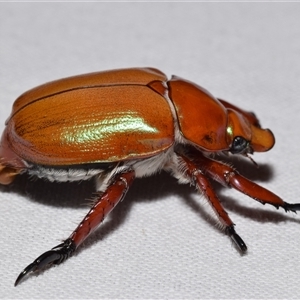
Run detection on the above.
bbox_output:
[1,3,300,299]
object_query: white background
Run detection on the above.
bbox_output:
[1,2,300,299]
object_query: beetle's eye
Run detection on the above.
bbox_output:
[230,136,249,154]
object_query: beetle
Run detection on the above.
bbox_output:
[1,67,299,286]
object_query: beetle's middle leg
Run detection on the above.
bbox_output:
[173,153,247,253]
[15,168,135,286]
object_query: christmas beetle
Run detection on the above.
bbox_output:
[1,67,299,286]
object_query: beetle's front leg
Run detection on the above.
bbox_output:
[177,154,247,252]
[186,149,300,212]
[15,169,135,286]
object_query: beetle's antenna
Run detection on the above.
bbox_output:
[245,154,258,168]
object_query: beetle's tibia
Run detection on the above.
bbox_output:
[14,238,76,286]
[226,225,247,253]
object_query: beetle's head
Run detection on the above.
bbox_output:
[226,108,275,156]
[166,77,274,156]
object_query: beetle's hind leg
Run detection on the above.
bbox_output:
[14,168,135,286]
[171,152,247,253]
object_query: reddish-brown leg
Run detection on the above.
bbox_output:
[185,147,300,212]
[15,169,135,286]
[179,154,247,252]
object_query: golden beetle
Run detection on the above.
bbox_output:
[1,68,299,286]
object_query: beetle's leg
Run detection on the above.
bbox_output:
[178,154,247,252]
[69,169,135,246]
[15,169,135,286]
[185,148,300,212]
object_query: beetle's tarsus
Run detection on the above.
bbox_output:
[226,226,247,253]
[14,238,76,286]
[283,202,300,213]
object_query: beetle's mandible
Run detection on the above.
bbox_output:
[1,67,299,286]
